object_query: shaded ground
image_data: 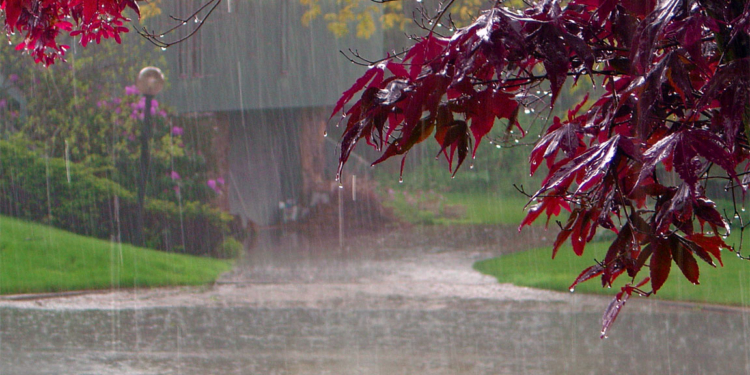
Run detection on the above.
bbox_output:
[1,225,750,374]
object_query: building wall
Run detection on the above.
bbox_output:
[159,0,385,113]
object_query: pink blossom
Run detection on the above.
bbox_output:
[216,177,225,185]
[171,126,184,136]
[125,85,139,95]
[207,179,221,194]
[0,99,6,109]
[8,74,18,83]
[170,171,181,180]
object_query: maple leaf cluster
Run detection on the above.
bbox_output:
[2,0,138,65]
[332,0,750,336]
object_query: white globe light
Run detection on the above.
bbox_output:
[136,67,165,96]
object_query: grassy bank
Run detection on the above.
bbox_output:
[474,241,750,306]
[0,215,233,295]
[382,190,531,226]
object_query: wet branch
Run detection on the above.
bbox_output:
[135,0,222,49]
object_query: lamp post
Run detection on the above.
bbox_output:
[134,67,165,247]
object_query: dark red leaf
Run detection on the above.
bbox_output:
[569,264,605,292]
[529,117,583,175]
[330,65,384,120]
[628,0,680,75]
[650,240,672,293]
[601,288,631,339]
[669,235,700,285]
[687,233,729,267]
[551,208,580,258]
[435,120,471,175]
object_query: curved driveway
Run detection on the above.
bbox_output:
[1,225,749,374]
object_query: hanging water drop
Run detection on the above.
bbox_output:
[323,131,328,137]
[569,287,575,293]
[195,16,201,23]
[399,177,403,183]
[161,47,167,51]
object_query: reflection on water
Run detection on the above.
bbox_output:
[2,305,750,374]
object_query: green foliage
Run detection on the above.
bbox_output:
[0,140,242,256]
[0,29,219,207]
[0,215,233,295]
[0,137,132,238]
[137,198,242,257]
[0,28,235,256]
[300,0,514,39]
[214,238,245,260]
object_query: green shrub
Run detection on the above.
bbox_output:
[214,237,245,259]
[0,139,245,256]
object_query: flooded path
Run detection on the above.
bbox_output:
[1,225,750,374]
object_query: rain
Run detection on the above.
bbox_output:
[1,1,750,374]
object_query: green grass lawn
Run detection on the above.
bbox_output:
[474,241,750,306]
[382,190,532,226]
[0,215,233,295]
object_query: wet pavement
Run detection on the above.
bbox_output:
[2,225,750,374]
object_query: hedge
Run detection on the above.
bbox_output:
[0,140,244,257]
